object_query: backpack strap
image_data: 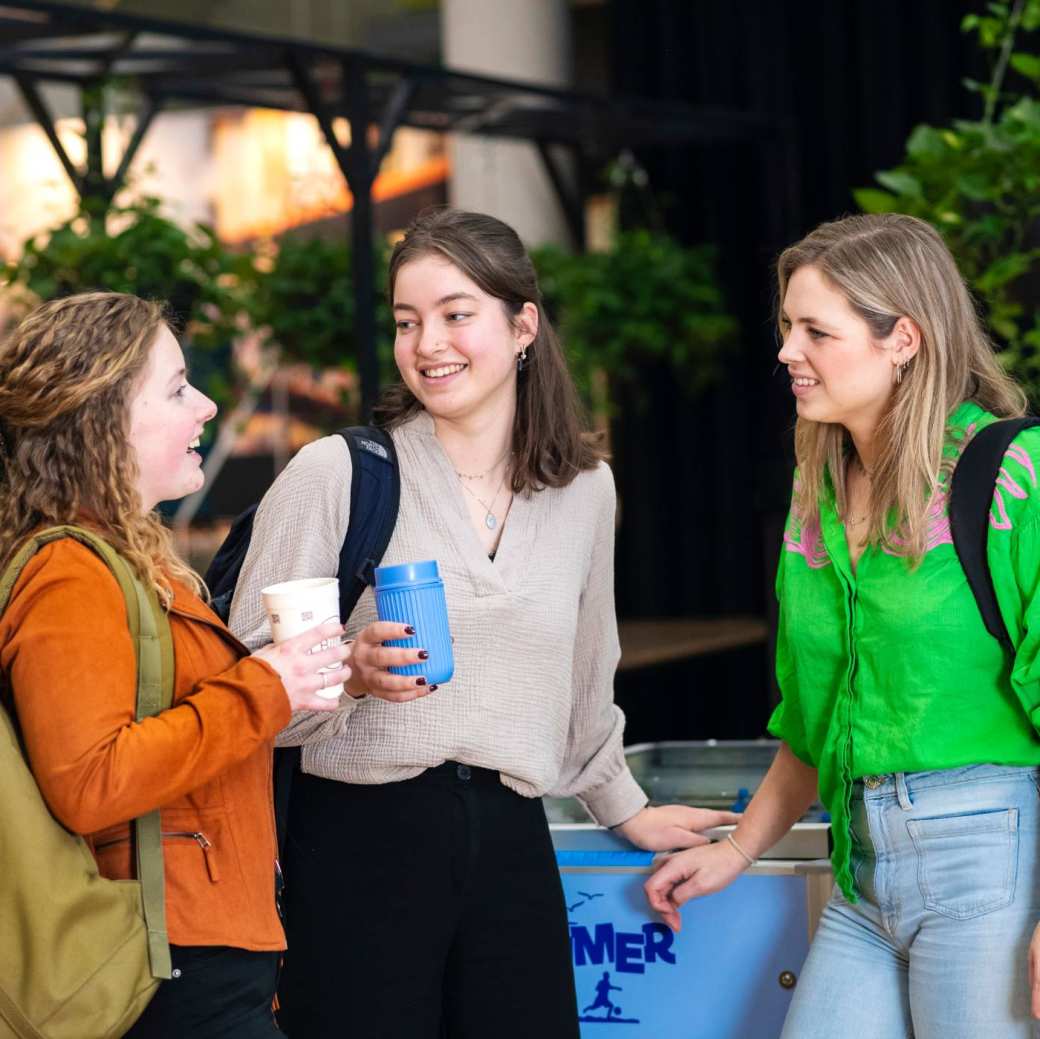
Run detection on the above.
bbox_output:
[336,425,401,619]
[272,425,400,861]
[203,504,258,623]
[0,526,174,980]
[949,417,1040,648]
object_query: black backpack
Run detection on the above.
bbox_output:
[950,416,1040,648]
[204,425,400,855]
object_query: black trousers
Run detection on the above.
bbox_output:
[124,946,280,1038]
[277,763,580,1039]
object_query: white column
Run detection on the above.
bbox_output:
[440,0,573,247]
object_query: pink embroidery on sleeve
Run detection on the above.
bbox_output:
[990,489,1013,531]
[995,467,1029,501]
[989,441,1037,532]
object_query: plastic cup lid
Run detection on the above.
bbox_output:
[373,560,440,587]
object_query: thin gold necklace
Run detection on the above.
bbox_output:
[454,447,510,481]
[844,455,872,528]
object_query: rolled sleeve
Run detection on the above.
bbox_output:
[550,464,648,826]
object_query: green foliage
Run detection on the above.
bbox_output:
[2,199,735,413]
[0,198,396,403]
[532,230,737,401]
[3,196,246,335]
[2,196,250,403]
[855,0,1040,399]
[245,234,394,378]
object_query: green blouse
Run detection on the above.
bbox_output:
[768,401,1040,900]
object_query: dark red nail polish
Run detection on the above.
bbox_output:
[429,685,439,691]
[416,677,427,686]
[418,650,429,660]
[404,626,416,635]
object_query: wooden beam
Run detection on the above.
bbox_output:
[617,616,768,671]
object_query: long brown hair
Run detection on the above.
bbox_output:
[778,212,1027,560]
[0,292,205,605]
[375,207,603,492]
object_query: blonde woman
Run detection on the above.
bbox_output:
[0,292,352,1037]
[646,214,1040,1038]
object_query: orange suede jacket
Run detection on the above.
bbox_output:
[0,538,291,950]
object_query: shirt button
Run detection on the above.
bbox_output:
[456,764,471,781]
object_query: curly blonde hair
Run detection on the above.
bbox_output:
[0,292,205,605]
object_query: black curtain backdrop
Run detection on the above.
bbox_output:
[606,0,984,742]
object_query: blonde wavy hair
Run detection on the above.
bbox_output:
[778,212,1028,561]
[0,291,205,606]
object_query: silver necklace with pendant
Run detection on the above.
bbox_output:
[459,468,508,530]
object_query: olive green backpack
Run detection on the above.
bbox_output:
[0,527,174,1039]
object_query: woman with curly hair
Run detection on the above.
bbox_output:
[0,291,353,1038]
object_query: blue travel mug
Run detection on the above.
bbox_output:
[373,560,454,684]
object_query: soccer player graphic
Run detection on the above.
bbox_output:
[583,971,623,1019]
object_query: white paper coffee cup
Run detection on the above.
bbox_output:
[261,577,343,699]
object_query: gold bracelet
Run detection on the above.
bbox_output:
[726,832,756,867]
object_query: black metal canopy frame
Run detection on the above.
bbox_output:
[0,0,778,416]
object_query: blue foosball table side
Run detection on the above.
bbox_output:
[551,827,831,1037]
[548,741,833,1037]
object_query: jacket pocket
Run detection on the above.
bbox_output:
[162,831,221,882]
[95,829,221,883]
[906,808,1018,919]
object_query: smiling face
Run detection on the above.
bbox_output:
[777,265,918,437]
[127,326,217,511]
[392,253,536,426]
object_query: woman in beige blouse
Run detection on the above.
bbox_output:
[230,208,734,1038]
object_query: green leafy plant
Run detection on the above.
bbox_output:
[855,0,1040,398]
[3,193,735,415]
[2,195,252,403]
[532,230,737,403]
[244,234,394,378]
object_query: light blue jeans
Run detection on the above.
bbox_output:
[780,764,1040,1039]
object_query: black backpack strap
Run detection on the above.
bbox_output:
[204,504,258,624]
[336,425,401,620]
[273,424,400,861]
[949,416,1040,648]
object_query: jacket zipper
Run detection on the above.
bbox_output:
[95,830,220,882]
[267,749,284,918]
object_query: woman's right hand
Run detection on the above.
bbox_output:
[252,620,353,712]
[344,621,437,703]
[643,839,751,933]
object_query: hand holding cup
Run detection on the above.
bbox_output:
[345,621,437,702]
[258,577,350,707]
[345,561,454,702]
[252,619,353,712]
